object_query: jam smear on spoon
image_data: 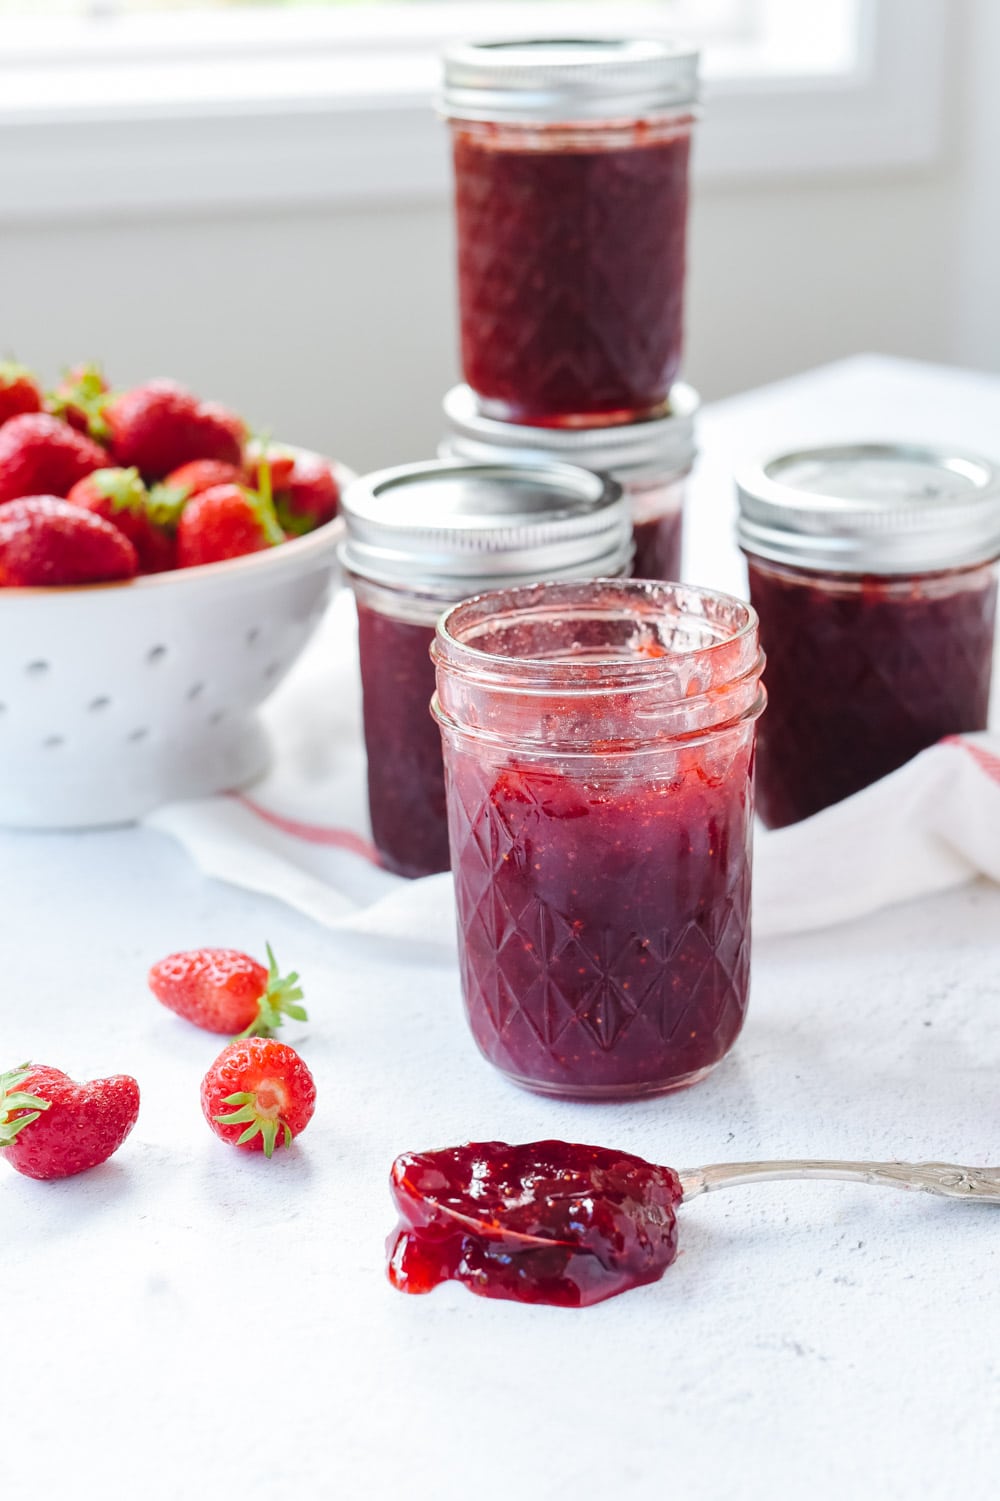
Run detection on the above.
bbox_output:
[386,1139,682,1308]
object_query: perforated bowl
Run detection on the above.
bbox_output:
[0,458,352,829]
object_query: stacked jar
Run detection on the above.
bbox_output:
[340,458,632,878]
[440,382,697,583]
[440,37,701,577]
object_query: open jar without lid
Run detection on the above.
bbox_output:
[441,37,699,428]
[432,577,765,1100]
[440,381,698,582]
[736,442,1000,827]
[339,459,630,878]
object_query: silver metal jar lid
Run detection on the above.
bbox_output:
[440,383,698,482]
[441,37,699,124]
[339,459,631,594]
[736,442,1000,575]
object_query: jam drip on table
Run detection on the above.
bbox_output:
[356,602,450,879]
[453,126,690,426]
[387,1140,682,1308]
[748,561,999,827]
[446,745,754,1099]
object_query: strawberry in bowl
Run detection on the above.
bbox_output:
[0,361,352,827]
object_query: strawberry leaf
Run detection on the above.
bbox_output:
[0,1063,51,1147]
[213,1084,293,1159]
[88,467,147,514]
[232,943,307,1041]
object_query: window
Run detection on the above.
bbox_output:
[0,0,948,219]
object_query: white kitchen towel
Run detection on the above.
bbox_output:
[145,592,1000,947]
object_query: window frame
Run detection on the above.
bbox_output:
[0,0,949,223]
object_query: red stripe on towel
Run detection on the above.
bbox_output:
[233,794,384,865]
[943,735,1000,786]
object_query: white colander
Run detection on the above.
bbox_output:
[0,459,352,829]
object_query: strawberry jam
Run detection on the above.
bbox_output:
[433,579,765,1099]
[748,558,999,827]
[451,120,692,426]
[632,506,683,582]
[355,603,449,878]
[387,1140,682,1307]
[737,443,1000,826]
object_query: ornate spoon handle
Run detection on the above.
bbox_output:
[678,1159,1000,1205]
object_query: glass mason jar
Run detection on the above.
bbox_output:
[441,38,700,428]
[440,381,698,582]
[737,443,1000,829]
[339,460,632,879]
[432,578,765,1101]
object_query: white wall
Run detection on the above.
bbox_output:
[0,6,992,476]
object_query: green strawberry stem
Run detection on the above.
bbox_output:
[0,359,34,382]
[214,1089,294,1159]
[275,495,313,538]
[48,364,112,442]
[233,942,307,1041]
[0,1063,51,1147]
[89,466,147,514]
[251,458,285,547]
[146,483,189,530]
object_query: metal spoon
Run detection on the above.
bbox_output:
[679,1158,1000,1205]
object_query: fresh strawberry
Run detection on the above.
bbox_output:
[162,458,246,499]
[66,466,176,574]
[106,379,245,479]
[199,399,247,451]
[47,363,111,440]
[176,481,283,567]
[0,361,44,427]
[149,943,306,1038]
[0,496,138,586]
[245,443,295,493]
[275,453,340,536]
[0,412,109,503]
[0,1062,140,1181]
[201,1038,316,1159]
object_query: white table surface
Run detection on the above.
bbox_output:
[5,355,1000,1501]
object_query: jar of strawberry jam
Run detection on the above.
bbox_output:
[440,382,698,582]
[340,460,631,879]
[441,38,699,428]
[737,443,1000,828]
[432,578,765,1100]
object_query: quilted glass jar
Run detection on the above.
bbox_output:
[737,444,1000,828]
[432,578,765,1100]
[442,38,699,427]
[440,381,698,582]
[340,460,631,879]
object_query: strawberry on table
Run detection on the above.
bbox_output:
[0,412,109,503]
[0,1062,140,1181]
[275,452,340,536]
[149,943,307,1038]
[47,362,111,440]
[67,466,176,574]
[201,1038,316,1159]
[106,378,246,478]
[176,480,283,567]
[0,496,138,586]
[0,361,44,427]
